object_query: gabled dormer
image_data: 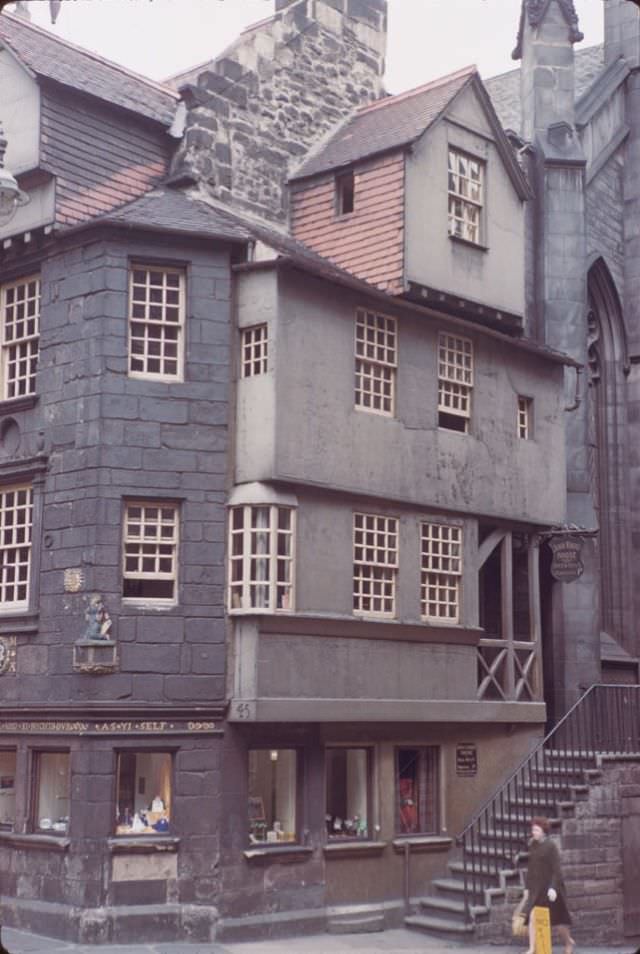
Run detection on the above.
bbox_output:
[289,65,531,332]
[0,11,178,242]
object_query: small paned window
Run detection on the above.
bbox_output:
[353,512,398,617]
[396,746,439,835]
[128,266,184,379]
[34,751,69,834]
[336,171,355,216]
[448,148,483,245]
[229,505,295,612]
[248,748,298,844]
[421,522,462,622]
[326,747,371,840]
[0,484,33,609]
[0,276,40,399]
[115,752,172,835]
[241,324,268,377]
[438,332,473,432]
[354,308,397,416]
[123,501,178,603]
[518,396,533,439]
[0,750,16,830]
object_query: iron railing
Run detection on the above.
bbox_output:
[456,684,640,922]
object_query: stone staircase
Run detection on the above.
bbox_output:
[404,683,640,944]
[405,749,601,940]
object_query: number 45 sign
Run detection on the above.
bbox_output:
[231,700,256,722]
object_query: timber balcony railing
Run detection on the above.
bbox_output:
[456,683,640,923]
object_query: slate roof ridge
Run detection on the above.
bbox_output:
[0,10,178,101]
[356,63,477,117]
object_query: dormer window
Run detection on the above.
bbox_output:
[336,170,355,216]
[448,149,483,245]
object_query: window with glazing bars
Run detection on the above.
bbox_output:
[448,149,483,245]
[518,396,533,439]
[354,308,396,416]
[0,484,33,608]
[353,512,398,617]
[241,324,268,377]
[128,267,184,379]
[123,502,178,602]
[229,505,295,612]
[0,276,40,399]
[421,522,462,622]
[438,332,473,432]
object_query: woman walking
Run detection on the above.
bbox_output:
[523,816,575,954]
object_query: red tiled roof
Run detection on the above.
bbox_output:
[290,65,477,181]
[0,11,178,126]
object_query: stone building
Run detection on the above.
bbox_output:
[0,0,637,945]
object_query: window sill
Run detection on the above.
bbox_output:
[0,394,39,415]
[324,840,387,858]
[0,832,70,852]
[0,611,39,634]
[448,235,489,253]
[392,836,452,853]
[108,836,180,854]
[243,844,312,864]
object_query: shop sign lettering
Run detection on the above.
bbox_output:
[0,719,217,735]
[548,535,584,583]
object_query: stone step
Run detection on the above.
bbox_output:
[327,913,385,935]
[405,913,475,938]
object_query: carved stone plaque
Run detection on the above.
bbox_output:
[64,568,84,593]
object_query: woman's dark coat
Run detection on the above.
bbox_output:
[525,837,572,926]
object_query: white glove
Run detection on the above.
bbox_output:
[547,888,557,902]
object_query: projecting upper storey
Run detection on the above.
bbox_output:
[289,65,531,332]
[0,12,178,240]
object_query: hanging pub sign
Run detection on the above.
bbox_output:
[548,534,584,583]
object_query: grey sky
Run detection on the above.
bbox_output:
[18,0,605,91]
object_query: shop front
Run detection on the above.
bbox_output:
[0,708,224,944]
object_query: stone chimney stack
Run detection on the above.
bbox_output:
[604,0,640,67]
[171,0,387,225]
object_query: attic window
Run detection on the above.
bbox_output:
[448,149,483,245]
[336,171,355,217]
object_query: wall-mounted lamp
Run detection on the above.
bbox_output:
[0,126,29,227]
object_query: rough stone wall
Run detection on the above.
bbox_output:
[586,153,625,295]
[171,0,387,225]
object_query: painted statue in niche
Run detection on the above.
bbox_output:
[83,593,113,640]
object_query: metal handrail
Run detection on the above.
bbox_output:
[455,684,640,923]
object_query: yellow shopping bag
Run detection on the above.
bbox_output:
[532,906,552,954]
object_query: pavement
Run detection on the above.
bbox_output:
[1,926,638,954]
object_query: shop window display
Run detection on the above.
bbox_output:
[115,752,172,835]
[396,747,439,835]
[326,747,370,839]
[248,749,297,844]
[0,750,16,830]
[35,752,70,834]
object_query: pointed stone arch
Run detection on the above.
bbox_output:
[587,256,633,654]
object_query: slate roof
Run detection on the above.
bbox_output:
[290,64,477,181]
[0,11,178,127]
[485,44,605,134]
[64,189,252,243]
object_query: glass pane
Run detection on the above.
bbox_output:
[36,752,70,833]
[248,749,297,844]
[115,752,172,835]
[326,748,369,839]
[397,748,420,834]
[0,751,16,830]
